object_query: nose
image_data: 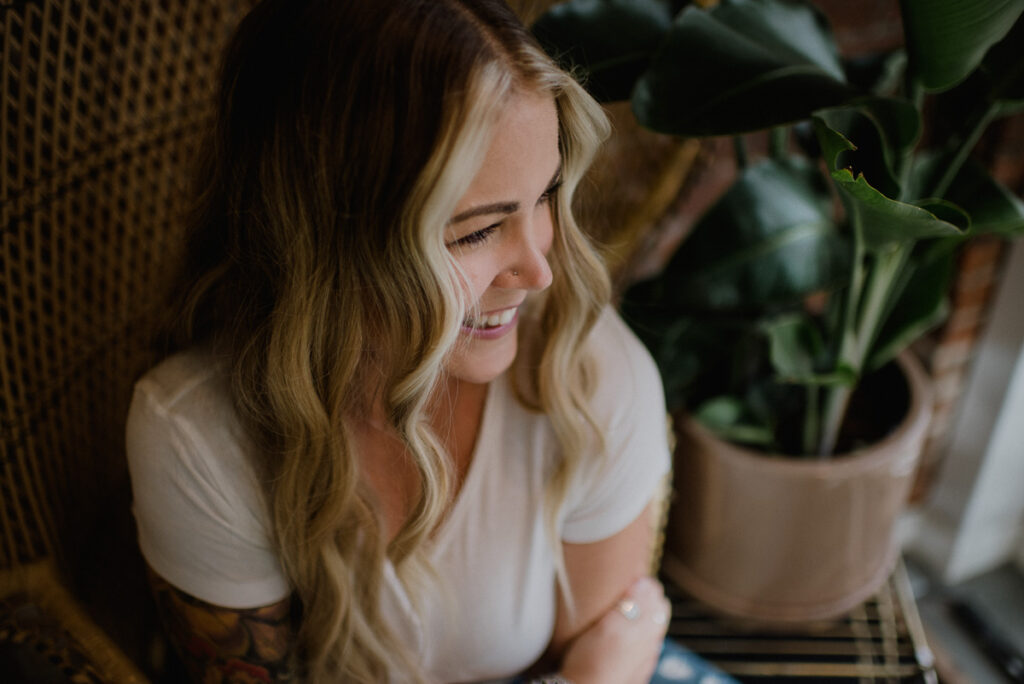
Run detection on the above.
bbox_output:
[498,215,553,291]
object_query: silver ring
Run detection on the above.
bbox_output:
[617,599,640,621]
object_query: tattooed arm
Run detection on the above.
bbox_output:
[147,566,296,683]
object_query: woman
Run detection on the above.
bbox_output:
[126,0,672,681]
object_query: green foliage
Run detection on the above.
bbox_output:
[533,0,673,101]
[535,0,1024,457]
[632,1,855,134]
[651,158,846,313]
[901,0,1024,92]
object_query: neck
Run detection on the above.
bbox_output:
[355,374,489,542]
[427,374,487,461]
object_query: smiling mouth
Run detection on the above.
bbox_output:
[463,307,517,330]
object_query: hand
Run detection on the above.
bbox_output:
[558,576,671,684]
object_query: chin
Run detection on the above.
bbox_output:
[445,336,518,385]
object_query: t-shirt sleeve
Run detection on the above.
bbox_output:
[561,308,672,544]
[126,375,291,609]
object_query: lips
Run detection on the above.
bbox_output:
[461,305,519,339]
[463,307,517,330]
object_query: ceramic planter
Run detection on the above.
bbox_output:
[661,351,933,623]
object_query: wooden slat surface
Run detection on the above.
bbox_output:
[664,560,938,682]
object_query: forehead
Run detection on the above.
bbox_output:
[453,91,560,208]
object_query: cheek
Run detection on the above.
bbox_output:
[458,262,497,305]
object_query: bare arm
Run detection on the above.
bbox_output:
[550,500,657,653]
[530,500,669,684]
[147,567,296,683]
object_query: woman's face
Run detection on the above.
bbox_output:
[443,90,560,385]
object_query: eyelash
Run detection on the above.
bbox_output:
[540,179,563,204]
[449,179,562,248]
[454,224,499,247]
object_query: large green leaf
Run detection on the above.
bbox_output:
[632,0,857,135]
[704,0,845,79]
[833,170,967,248]
[814,99,921,199]
[763,315,856,386]
[983,10,1024,112]
[657,158,847,312]
[901,0,1024,92]
[931,9,1024,131]
[814,114,967,248]
[948,163,1024,237]
[909,153,1024,236]
[531,0,674,102]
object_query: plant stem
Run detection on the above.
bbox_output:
[803,384,819,456]
[817,244,909,457]
[896,80,925,202]
[932,102,997,199]
[818,228,866,457]
[818,385,851,458]
[855,245,910,365]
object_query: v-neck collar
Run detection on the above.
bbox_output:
[428,371,500,555]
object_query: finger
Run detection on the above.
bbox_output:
[616,597,642,621]
[615,576,656,621]
[650,602,670,630]
[630,575,660,597]
[643,648,661,678]
[655,595,671,628]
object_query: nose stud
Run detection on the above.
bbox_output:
[512,270,518,276]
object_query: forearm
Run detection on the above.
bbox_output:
[147,567,297,683]
[537,576,670,684]
[548,501,657,654]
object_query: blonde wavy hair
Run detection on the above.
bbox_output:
[175,0,610,680]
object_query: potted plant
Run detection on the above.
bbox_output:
[534,0,1024,621]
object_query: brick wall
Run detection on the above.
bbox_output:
[912,115,1024,500]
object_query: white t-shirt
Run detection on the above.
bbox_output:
[126,308,670,682]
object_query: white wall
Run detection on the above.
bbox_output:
[910,238,1024,584]
[1017,531,1024,572]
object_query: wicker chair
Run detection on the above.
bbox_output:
[1,1,255,680]
[1,2,681,680]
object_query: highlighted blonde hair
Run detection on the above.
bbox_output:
[176,0,610,680]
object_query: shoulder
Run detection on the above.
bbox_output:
[130,349,233,428]
[126,349,250,495]
[126,347,259,503]
[127,350,287,609]
[127,349,246,470]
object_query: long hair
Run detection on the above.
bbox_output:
[175,0,610,680]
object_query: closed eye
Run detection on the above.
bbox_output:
[449,223,499,248]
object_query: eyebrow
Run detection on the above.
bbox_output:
[449,161,563,225]
[450,201,519,224]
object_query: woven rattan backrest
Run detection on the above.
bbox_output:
[1,0,254,611]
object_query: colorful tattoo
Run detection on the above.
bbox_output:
[147,569,296,683]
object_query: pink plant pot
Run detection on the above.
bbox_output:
[662,351,933,623]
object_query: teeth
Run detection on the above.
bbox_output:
[465,307,516,329]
